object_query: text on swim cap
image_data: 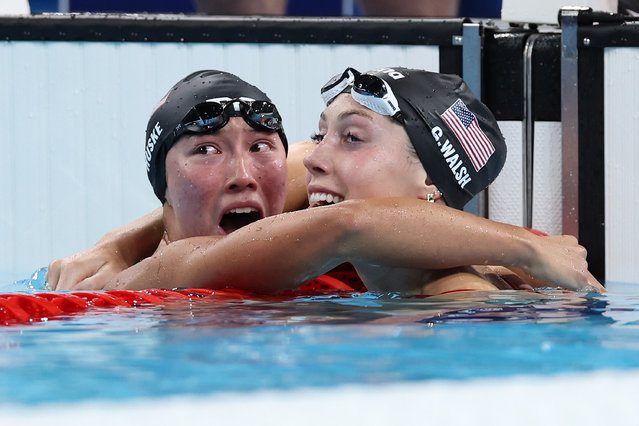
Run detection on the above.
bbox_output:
[378,68,405,80]
[431,126,471,189]
[145,122,163,172]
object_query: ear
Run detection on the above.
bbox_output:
[417,177,442,202]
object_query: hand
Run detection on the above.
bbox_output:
[525,235,606,293]
[46,243,130,291]
[478,265,536,292]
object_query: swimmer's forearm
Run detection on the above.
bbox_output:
[109,198,594,292]
[48,208,165,290]
[338,198,536,269]
[110,199,531,292]
[109,206,355,292]
[99,208,164,266]
[339,198,595,291]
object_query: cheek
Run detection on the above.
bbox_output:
[338,156,383,195]
[166,162,219,208]
[258,158,288,210]
[348,156,421,198]
[383,159,427,197]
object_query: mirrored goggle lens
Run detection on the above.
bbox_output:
[190,102,226,127]
[319,68,401,119]
[246,100,282,130]
[351,74,402,119]
[176,99,282,136]
[174,103,227,137]
[353,74,388,98]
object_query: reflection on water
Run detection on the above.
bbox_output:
[1,289,639,405]
[157,290,616,327]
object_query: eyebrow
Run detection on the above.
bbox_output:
[248,128,276,135]
[320,109,374,122]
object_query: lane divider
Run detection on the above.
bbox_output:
[0,275,361,326]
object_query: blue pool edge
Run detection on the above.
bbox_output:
[3,369,639,425]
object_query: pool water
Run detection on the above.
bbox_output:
[1,285,639,406]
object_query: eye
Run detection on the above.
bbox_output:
[194,144,220,155]
[345,132,362,143]
[310,132,325,143]
[250,141,271,153]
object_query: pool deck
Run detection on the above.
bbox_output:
[4,369,639,425]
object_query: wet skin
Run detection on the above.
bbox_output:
[305,93,430,208]
[163,117,288,241]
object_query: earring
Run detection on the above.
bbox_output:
[427,190,441,203]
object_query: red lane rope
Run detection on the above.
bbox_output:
[0,288,258,326]
[0,275,361,326]
[2,228,549,327]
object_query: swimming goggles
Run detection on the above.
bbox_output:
[173,97,284,139]
[320,67,403,122]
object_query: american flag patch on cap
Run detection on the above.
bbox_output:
[441,99,495,172]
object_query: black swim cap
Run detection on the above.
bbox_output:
[144,70,288,202]
[361,67,506,210]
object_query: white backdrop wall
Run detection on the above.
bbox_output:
[604,47,639,285]
[489,121,563,236]
[0,41,440,281]
[2,37,635,285]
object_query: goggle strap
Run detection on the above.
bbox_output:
[351,88,401,117]
[321,75,353,105]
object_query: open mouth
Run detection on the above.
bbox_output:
[219,207,262,234]
[308,192,344,207]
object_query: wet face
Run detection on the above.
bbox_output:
[304,94,427,207]
[163,117,287,240]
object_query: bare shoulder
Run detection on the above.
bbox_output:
[284,141,316,212]
[288,140,315,163]
[421,266,507,296]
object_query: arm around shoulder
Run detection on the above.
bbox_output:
[47,208,164,290]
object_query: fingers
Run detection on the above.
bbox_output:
[55,257,101,291]
[46,259,62,290]
[73,274,108,291]
[586,270,606,293]
[527,233,600,292]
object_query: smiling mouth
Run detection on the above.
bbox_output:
[220,207,262,234]
[308,192,344,207]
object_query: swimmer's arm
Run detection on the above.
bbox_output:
[338,199,602,292]
[47,209,164,290]
[485,265,601,292]
[107,198,600,293]
[47,142,312,290]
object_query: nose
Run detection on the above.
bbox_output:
[225,154,258,192]
[303,140,332,176]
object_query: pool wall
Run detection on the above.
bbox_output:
[0,12,636,285]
